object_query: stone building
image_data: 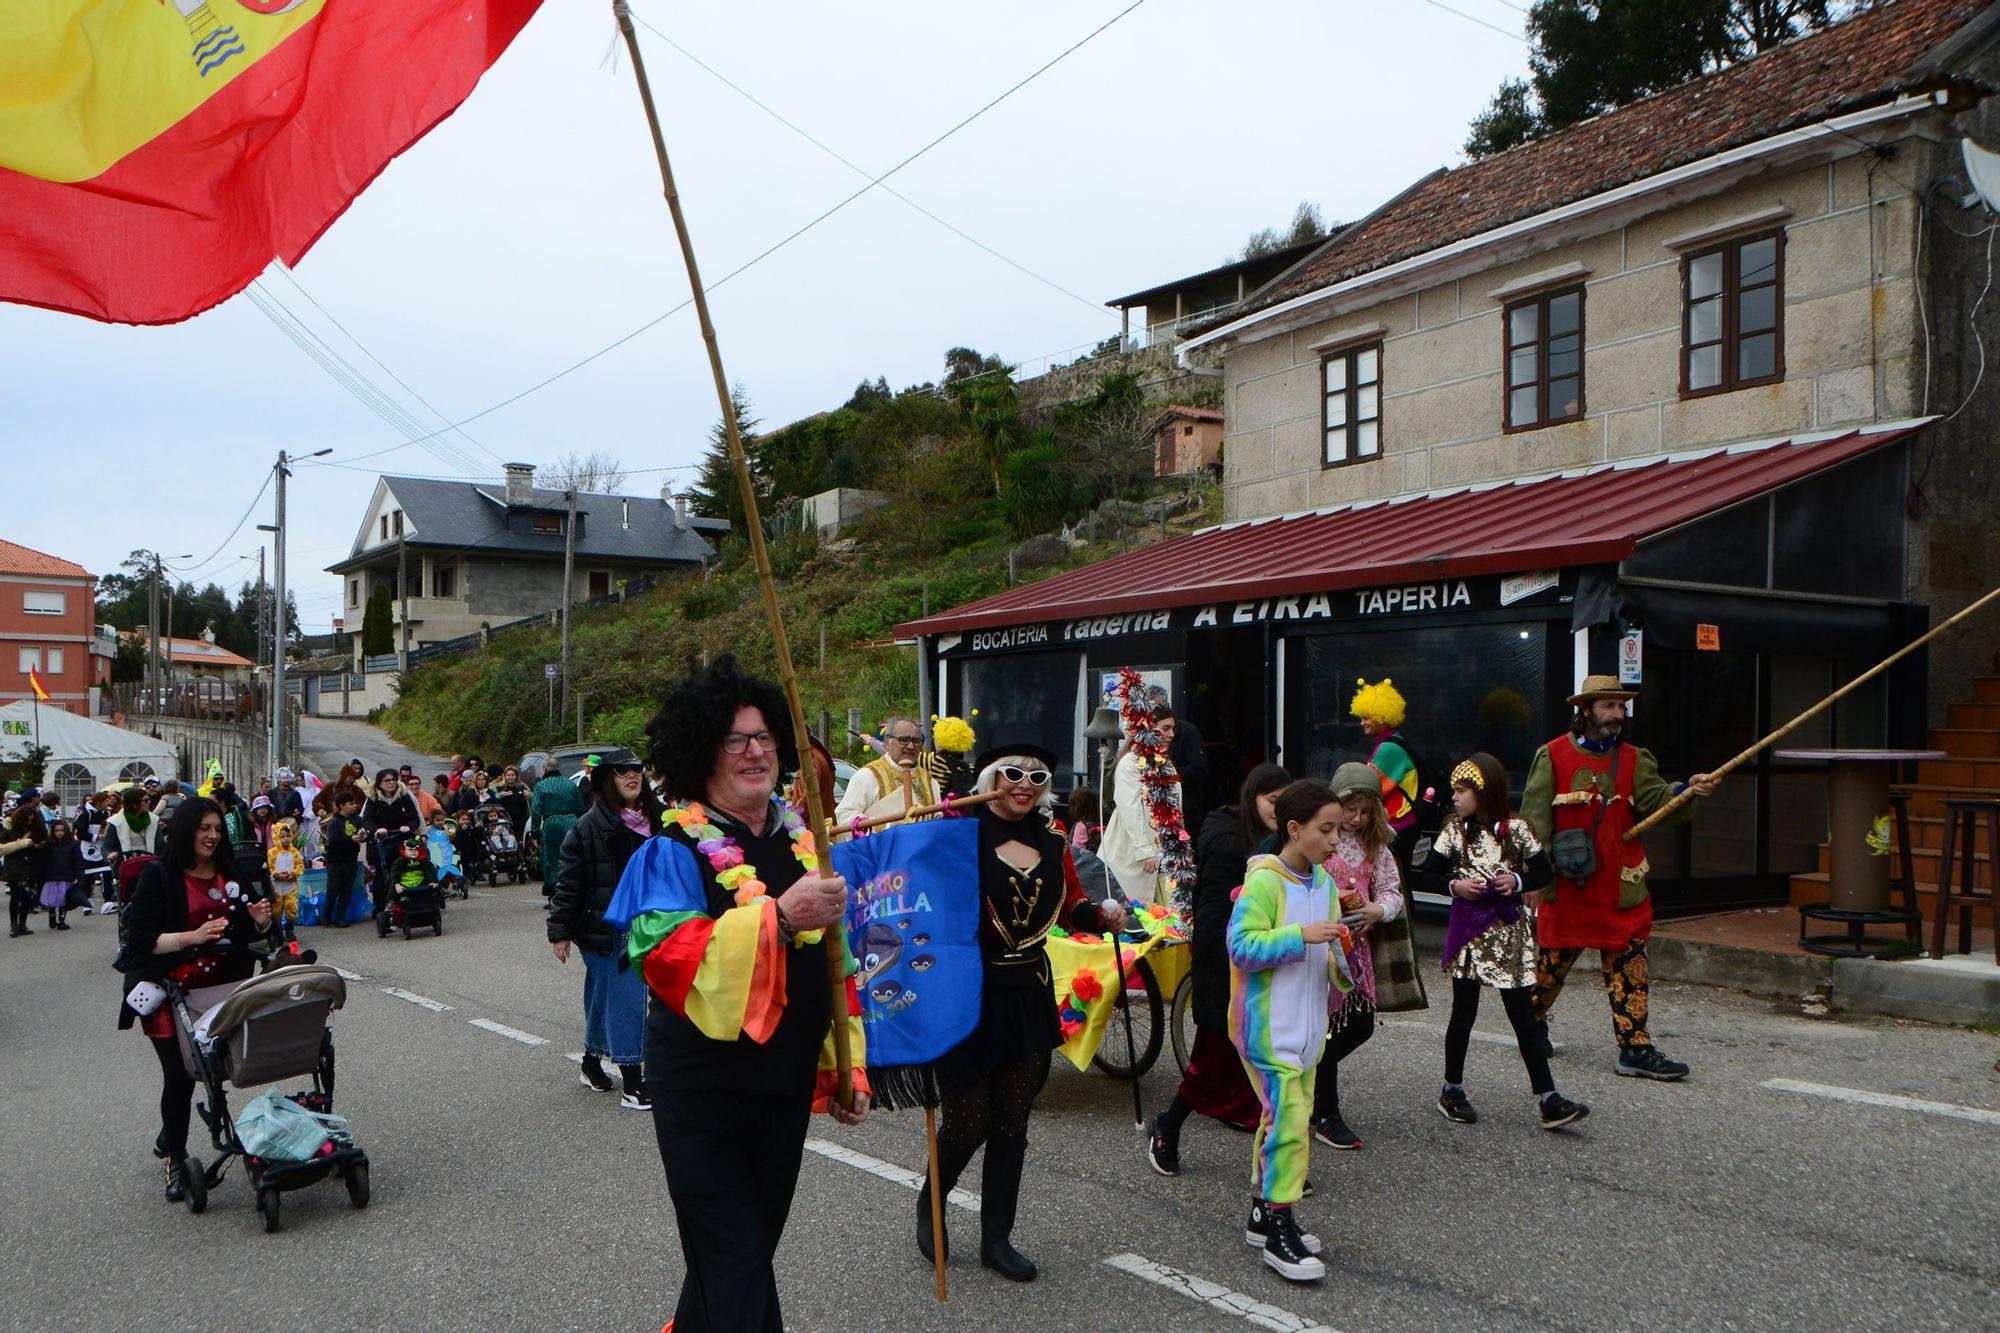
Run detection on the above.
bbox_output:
[905,0,2000,917]
[327,464,726,658]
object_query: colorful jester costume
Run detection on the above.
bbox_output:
[1228,853,1351,1207]
[607,800,868,1111]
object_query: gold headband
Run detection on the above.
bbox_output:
[1450,759,1484,791]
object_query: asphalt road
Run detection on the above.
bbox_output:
[298,715,454,786]
[5,814,1996,1329]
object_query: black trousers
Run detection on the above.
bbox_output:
[1444,978,1554,1096]
[325,861,359,923]
[650,1088,810,1333]
[150,1035,197,1160]
[1311,1006,1376,1121]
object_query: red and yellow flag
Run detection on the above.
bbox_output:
[28,670,51,702]
[0,1,542,325]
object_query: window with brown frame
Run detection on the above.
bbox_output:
[1321,343,1382,467]
[531,513,562,534]
[1504,287,1584,430]
[1683,230,1783,396]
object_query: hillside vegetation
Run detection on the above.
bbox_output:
[381,347,1218,762]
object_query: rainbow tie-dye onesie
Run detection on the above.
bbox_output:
[1228,853,1351,1205]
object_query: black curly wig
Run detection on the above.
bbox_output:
[644,653,798,803]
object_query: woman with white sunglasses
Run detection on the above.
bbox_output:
[915,742,1127,1283]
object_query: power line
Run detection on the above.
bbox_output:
[177,471,274,572]
[1415,0,1523,41]
[244,281,491,477]
[270,264,505,468]
[320,0,1150,456]
[630,10,1113,318]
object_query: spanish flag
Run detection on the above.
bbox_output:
[28,670,50,702]
[0,1,542,326]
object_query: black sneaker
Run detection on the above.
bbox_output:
[1438,1088,1478,1124]
[1257,1204,1325,1282]
[163,1158,188,1203]
[1310,1115,1361,1150]
[1144,1118,1180,1177]
[1301,1177,1314,1198]
[1244,1198,1322,1255]
[577,1056,614,1093]
[1616,1045,1689,1081]
[1539,1093,1591,1130]
[619,1090,653,1112]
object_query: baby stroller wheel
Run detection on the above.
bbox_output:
[376,915,391,938]
[257,1186,281,1233]
[183,1155,208,1214]
[345,1162,370,1209]
[402,923,412,939]
[433,918,443,936]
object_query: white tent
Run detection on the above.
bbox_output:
[0,701,179,805]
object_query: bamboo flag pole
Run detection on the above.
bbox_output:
[610,0,851,1107]
[1625,584,2000,841]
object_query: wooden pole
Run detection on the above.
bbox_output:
[1625,584,2000,841]
[612,0,851,1107]
[848,788,1003,836]
[924,1105,948,1301]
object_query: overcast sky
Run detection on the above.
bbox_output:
[6,0,1525,633]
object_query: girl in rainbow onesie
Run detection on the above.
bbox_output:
[1227,779,1353,1284]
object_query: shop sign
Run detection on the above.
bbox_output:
[945,573,1547,656]
[968,624,1053,653]
[1618,629,1643,685]
[1695,623,1721,651]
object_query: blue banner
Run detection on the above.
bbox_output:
[831,818,982,1076]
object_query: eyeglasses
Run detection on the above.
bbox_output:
[887,734,923,745]
[721,730,778,755]
[607,763,644,777]
[996,765,1051,788]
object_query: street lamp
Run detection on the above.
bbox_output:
[1086,704,1124,795]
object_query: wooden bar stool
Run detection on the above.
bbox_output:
[1887,792,1921,945]
[1932,798,2000,962]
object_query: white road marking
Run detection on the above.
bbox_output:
[330,966,363,982]
[381,987,452,1012]
[469,1018,549,1046]
[1381,1018,1536,1050]
[563,1052,586,1063]
[1101,1253,1342,1333]
[1761,1078,2000,1126]
[803,1138,979,1211]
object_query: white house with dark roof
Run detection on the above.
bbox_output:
[326,463,726,656]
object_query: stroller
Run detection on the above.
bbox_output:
[164,947,369,1231]
[378,836,445,939]
[479,809,526,886]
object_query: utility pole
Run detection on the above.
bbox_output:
[269,451,289,777]
[146,553,162,715]
[256,547,267,673]
[397,533,410,671]
[560,487,577,720]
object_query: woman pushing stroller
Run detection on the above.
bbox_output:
[119,797,274,1201]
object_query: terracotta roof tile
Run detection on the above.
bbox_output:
[0,538,94,580]
[1153,405,1224,426]
[1230,0,1991,325]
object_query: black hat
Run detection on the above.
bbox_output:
[586,747,644,790]
[971,741,1061,776]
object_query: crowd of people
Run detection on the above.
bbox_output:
[7,653,1721,1325]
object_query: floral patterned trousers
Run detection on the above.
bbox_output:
[1530,938,1651,1051]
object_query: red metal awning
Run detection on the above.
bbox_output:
[898,421,1930,638]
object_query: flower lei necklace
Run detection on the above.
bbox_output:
[663,801,821,934]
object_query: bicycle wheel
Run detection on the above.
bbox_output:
[1091,956,1163,1079]
[1169,971,1195,1077]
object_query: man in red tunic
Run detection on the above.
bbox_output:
[1521,675,1719,1081]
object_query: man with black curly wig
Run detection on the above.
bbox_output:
[605,653,871,1333]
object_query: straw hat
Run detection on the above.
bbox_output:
[1567,674,1638,707]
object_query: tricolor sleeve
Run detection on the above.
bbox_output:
[610,836,789,1045]
[1370,739,1420,825]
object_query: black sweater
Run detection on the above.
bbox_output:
[642,802,830,1100]
[117,859,270,1029]
[1191,807,1251,1033]
[548,803,646,955]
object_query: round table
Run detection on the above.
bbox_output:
[1777,748,1943,957]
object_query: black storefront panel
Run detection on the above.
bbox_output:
[1282,620,1553,790]
[958,652,1086,786]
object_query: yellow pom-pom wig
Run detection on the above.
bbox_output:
[1349,677,1406,729]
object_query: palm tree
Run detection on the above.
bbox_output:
[960,378,1021,496]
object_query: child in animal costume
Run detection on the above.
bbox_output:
[1227,780,1354,1284]
[266,819,305,940]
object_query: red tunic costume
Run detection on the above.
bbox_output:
[1522,734,1691,952]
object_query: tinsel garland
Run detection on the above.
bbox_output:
[1115,667,1196,914]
